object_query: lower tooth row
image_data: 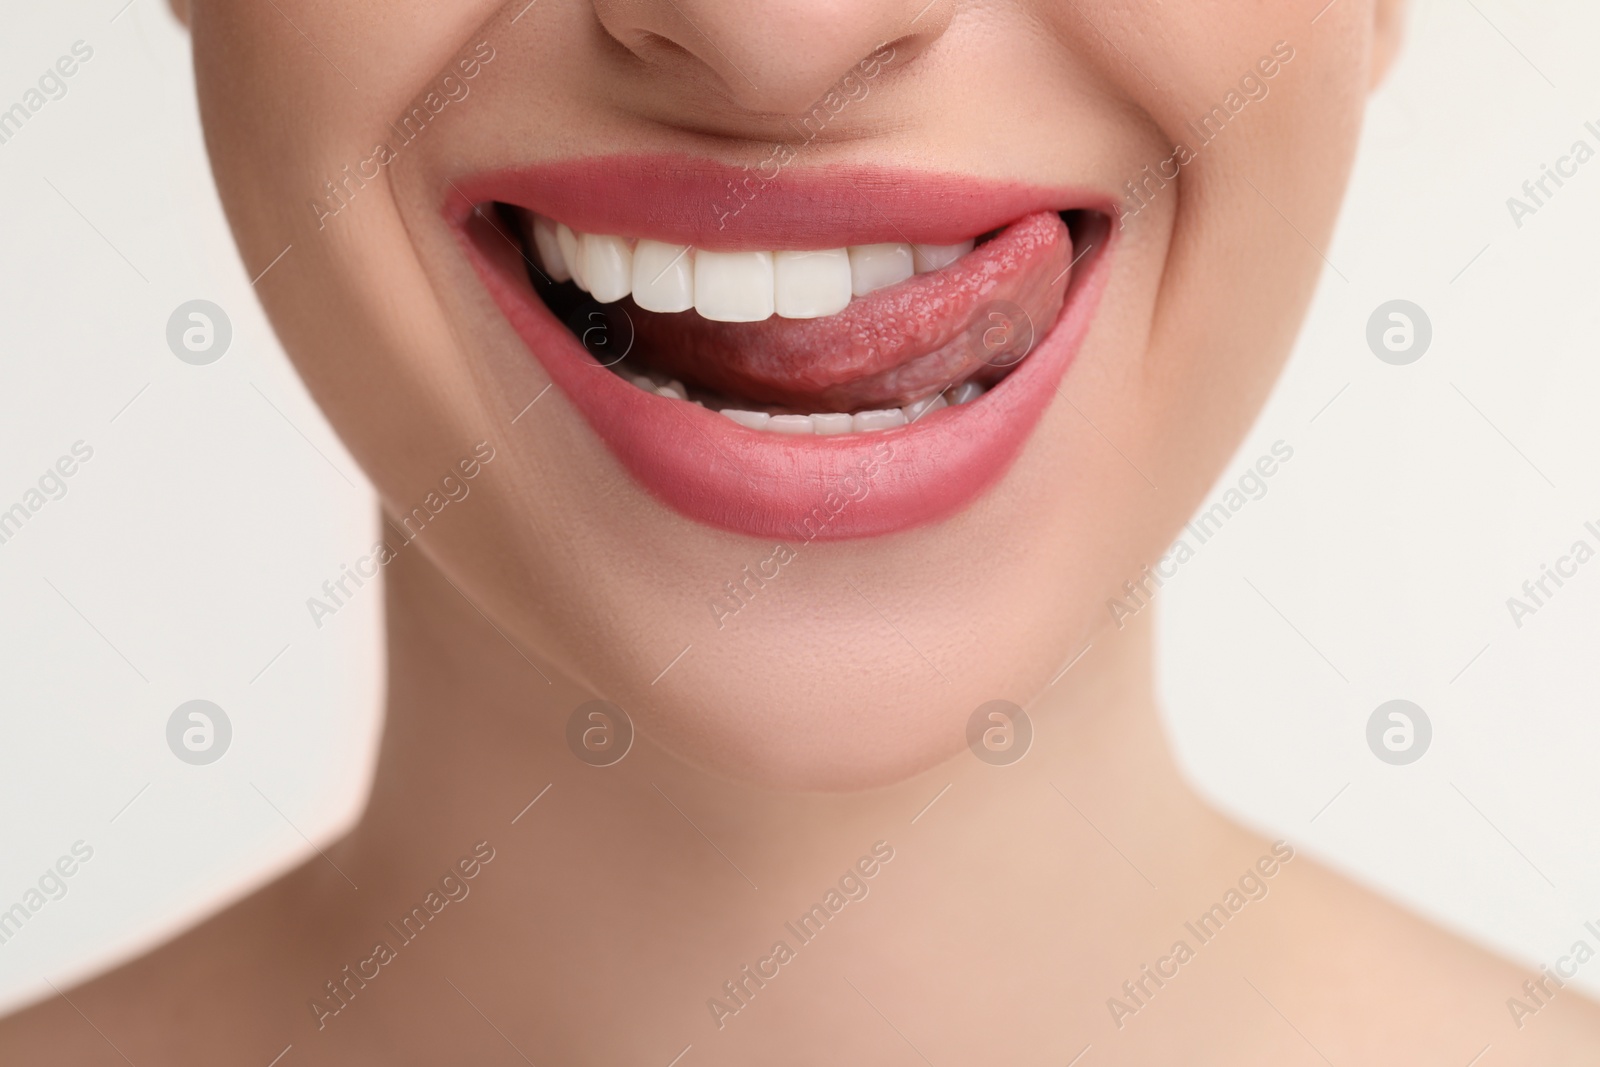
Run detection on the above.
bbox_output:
[619,371,987,434]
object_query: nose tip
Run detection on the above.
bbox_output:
[589,0,953,116]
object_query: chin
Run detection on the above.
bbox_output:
[627,667,1002,792]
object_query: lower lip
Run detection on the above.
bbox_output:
[458,212,1111,542]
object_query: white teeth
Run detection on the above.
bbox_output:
[774,249,853,319]
[903,394,948,422]
[912,240,975,274]
[696,250,775,322]
[579,233,633,304]
[853,409,908,432]
[631,240,695,313]
[531,216,571,282]
[948,380,986,405]
[721,409,771,430]
[810,413,853,435]
[848,243,915,297]
[532,214,985,320]
[767,414,815,434]
[555,223,584,290]
[656,382,686,400]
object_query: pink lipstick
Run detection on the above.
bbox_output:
[450,157,1113,540]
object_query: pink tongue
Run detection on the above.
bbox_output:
[628,210,1073,411]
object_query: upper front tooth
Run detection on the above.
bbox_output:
[848,243,915,297]
[579,233,633,303]
[695,250,775,322]
[631,240,695,313]
[556,223,584,290]
[912,240,975,274]
[774,249,852,319]
[531,215,571,282]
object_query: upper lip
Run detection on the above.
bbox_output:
[445,154,1113,250]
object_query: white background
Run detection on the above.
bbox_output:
[2,0,1598,1013]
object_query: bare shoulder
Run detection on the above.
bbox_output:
[1248,848,1600,1064]
[0,861,336,1066]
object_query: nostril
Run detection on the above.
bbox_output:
[870,28,939,75]
[618,29,696,68]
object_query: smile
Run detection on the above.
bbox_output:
[452,156,1113,540]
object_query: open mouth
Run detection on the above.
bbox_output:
[452,157,1113,540]
[512,206,1082,431]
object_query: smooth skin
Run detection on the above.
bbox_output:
[4,0,1598,1062]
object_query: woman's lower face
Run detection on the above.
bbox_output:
[190,0,1386,788]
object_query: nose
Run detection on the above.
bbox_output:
[589,0,953,115]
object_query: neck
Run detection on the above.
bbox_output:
[335,546,1247,1049]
